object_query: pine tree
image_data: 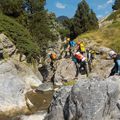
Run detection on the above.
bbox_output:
[73,0,98,36]
[0,0,23,17]
[27,0,57,55]
[89,9,99,30]
[112,0,120,10]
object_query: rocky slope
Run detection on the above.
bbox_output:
[0,34,43,119]
[77,10,120,53]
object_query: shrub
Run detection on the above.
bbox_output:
[0,13,40,62]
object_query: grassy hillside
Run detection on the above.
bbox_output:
[106,10,120,21]
[76,11,120,53]
[0,13,40,61]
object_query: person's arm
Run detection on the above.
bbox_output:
[66,45,70,51]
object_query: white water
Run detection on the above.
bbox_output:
[20,111,47,120]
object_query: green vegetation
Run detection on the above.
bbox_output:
[25,0,57,55]
[0,0,23,17]
[74,0,98,35]
[0,0,58,61]
[0,13,40,61]
[60,0,98,39]
[85,0,120,53]
[58,28,70,39]
[106,10,120,21]
[112,0,120,11]
[63,80,77,86]
[76,20,120,53]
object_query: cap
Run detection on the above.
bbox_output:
[109,51,116,57]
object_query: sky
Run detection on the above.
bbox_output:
[45,0,115,19]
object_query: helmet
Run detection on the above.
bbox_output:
[109,51,116,57]
[67,38,70,41]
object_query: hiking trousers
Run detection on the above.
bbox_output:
[117,60,120,74]
[109,60,120,76]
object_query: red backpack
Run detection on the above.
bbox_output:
[75,53,83,60]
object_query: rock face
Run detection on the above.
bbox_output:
[90,59,113,79]
[0,59,42,117]
[0,33,16,57]
[98,46,111,55]
[0,61,26,116]
[45,76,120,120]
[54,59,77,85]
[45,86,72,120]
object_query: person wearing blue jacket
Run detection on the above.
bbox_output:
[109,51,120,76]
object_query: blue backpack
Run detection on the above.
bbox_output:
[69,41,76,47]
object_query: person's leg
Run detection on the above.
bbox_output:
[75,63,79,77]
[83,61,88,77]
[0,52,3,60]
[50,60,54,70]
[117,60,120,74]
[88,60,92,72]
[69,48,72,57]
[109,65,116,76]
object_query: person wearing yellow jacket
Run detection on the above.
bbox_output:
[76,41,86,54]
[80,41,86,54]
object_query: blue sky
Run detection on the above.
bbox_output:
[45,0,114,19]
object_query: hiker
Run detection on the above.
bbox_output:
[109,51,120,76]
[76,41,81,52]
[72,51,88,77]
[86,48,95,72]
[0,50,3,60]
[68,39,76,57]
[76,41,86,54]
[60,37,70,58]
[49,53,57,71]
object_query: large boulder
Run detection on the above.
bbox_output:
[46,76,120,120]
[0,33,16,57]
[0,59,42,117]
[54,59,77,85]
[90,59,113,79]
[45,86,72,120]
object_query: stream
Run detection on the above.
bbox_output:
[0,89,54,120]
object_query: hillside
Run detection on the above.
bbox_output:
[76,10,120,53]
[0,13,40,61]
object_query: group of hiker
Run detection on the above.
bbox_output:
[49,37,120,77]
[49,38,95,77]
[64,38,95,77]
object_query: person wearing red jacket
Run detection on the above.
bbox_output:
[73,52,88,77]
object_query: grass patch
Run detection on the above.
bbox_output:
[76,20,120,53]
[106,10,120,21]
[63,80,77,86]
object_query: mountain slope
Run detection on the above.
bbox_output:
[76,11,120,53]
[57,16,69,23]
[0,13,40,60]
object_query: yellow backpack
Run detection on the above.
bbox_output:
[80,43,85,52]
